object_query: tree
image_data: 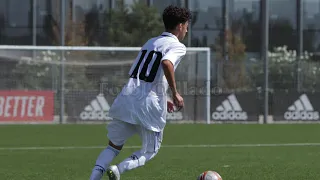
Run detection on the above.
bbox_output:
[43,0,87,46]
[98,0,163,47]
[269,19,296,50]
[213,29,252,91]
[251,46,320,91]
[232,9,261,52]
[11,0,93,92]
[84,5,100,46]
[82,0,164,87]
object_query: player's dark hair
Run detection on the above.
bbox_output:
[162,5,192,31]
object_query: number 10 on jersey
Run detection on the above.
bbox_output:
[130,50,163,83]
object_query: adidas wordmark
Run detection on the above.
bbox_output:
[212,94,248,120]
[284,94,319,120]
[167,111,183,120]
[80,94,112,121]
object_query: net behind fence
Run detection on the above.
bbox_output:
[0,46,210,124]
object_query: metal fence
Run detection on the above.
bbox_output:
[0,46,211,124]
[211,59,320,123]
[1,45,320,124]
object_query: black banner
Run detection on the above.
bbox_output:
[65,91,205,122]
[65,91,115,122]
[273,91,320,121]
[210,92,259,122]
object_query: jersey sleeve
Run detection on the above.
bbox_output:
[161,43,186,65]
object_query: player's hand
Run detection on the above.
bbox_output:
[167,100,174,113]
[172,92,184,111]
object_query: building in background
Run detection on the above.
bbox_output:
[0,0,320,53]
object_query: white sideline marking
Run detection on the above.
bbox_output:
[1,143,320,151]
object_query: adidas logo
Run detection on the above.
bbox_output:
[284,94,319,120]
[79,94,112,121]
[212,94,248,120]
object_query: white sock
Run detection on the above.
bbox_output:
[89,146,120,180]
[117,150,156,174]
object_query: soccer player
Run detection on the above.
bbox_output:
[89,5,191,180]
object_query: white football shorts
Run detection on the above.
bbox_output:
[107,119,163,153]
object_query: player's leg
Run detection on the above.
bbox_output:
[89,119,136,180]
[114,126,163,174]
[90,141,121,180]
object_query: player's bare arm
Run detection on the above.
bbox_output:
[162,60,184,110]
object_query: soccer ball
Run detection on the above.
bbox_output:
[197,170,222,180]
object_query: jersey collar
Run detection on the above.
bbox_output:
[161,32,179,41]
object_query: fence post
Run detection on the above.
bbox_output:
[297,0,303,92]
[261,0,269,124]
[206,49,211,124]
[60,0,66,124]
[222,0,229,61]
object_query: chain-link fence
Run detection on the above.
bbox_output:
[0,46,211,124]
[2,45,320,124]
[210,57,320,123]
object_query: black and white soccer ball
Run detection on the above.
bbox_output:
[197,170,222,180]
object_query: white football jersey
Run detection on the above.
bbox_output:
[108,32,186,132]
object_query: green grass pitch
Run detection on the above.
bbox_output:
[1,124,320,180]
